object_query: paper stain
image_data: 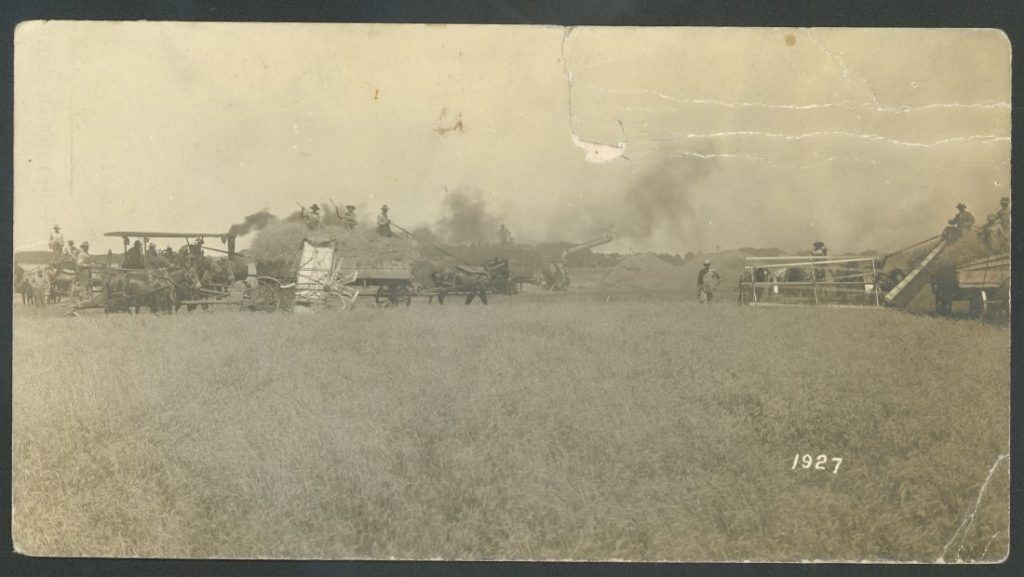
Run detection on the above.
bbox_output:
[571,134,626,164]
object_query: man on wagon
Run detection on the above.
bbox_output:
[697,259,720,304]
[49,224,64,262]
[124,240,144,269]
[377,205,394,237]
[63,240,80,267]
[76,241,92,298]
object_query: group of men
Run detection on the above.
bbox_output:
[943,197,1011,252]
[46,224,95,297]
[48,224,92,266]
[299,202,362,231]
[299,202,398,238]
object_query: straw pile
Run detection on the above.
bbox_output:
[248,221,419,278]
[906,234,993,277]
[595,253,687,293]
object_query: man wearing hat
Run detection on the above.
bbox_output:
[943,203,975,242]
[377,205,394,237]
[336,204,358,230]
[302,203,322,229]
[49,224,65,262]
[124,240,144,269]
[811,241,828,257]
[697,259,720,304]
[76,241,92,298]
[995,196,1010,230]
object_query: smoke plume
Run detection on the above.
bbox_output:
[228,210,278,236]
[551,147,719,248]
[434,189,501,244]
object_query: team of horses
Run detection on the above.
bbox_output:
[428,257,510,305]
[14,259,214,314]
[16,256,511,312]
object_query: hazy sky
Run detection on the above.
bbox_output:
[14,23,1010,255]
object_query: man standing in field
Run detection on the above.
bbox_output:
[698,259,720,304]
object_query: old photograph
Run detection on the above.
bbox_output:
[11,22,1011,561]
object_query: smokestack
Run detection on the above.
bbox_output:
[227,235,236,258]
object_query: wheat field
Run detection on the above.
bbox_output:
[11,293,1010,561]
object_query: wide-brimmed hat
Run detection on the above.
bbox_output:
[346,205,356,210]
[703,259,711,265]
[957,202,967,209]
[195,237,205,244]
[53,224,61,230]
[381,204,389,210]
[310,203,320,211]
[80,241,89,248]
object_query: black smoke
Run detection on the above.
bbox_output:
[228,210,278,236]
[434,189,501,245]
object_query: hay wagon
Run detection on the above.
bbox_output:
[933,253,1011,319]
[332,255,414,306]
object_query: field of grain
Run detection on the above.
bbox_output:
[11,293,1010,561]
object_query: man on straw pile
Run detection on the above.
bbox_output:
[697,259,720,304]
[995,196,1010,230]
[942,202,975,242]
[498,223,512,245]
[377,205,394,237]
[302,203,322,229]
[336,204,358,230]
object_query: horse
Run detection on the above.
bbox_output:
[738,267,777,303]
[14,263,34,305]
[103,269,177,314]
[27,270,51,307]
[429,258,508,305]
[166,266,204,312]
[37,264,78,304]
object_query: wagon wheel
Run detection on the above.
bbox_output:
[314,291,348,312]
[244,279,279,312]
[396,283,412,306]
[375,284,412,307]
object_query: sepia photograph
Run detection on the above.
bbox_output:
[10,22,1012,562]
